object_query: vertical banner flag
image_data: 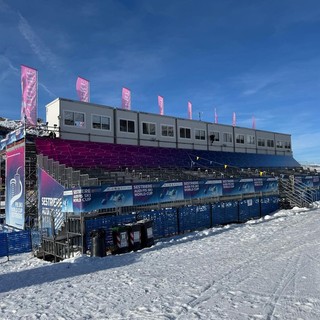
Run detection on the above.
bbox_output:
[158,95,164,115]
[5,140,25,229]
[188,101,192,119]
[122,87,131,110]
[21,65,37,126]
[214,108,218,124]
[76,77,90,102]
[232,112,236,127]
[252,115,256,129]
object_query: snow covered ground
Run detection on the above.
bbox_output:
[1,205,320,320]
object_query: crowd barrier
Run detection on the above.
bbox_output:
[0,230,33,259]
[84,195,279,252]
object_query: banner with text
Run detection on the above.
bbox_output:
[5,141,25,229]
[62,177,279,213]
[38,168,65,236]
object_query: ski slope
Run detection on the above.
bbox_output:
[1,205,320,319]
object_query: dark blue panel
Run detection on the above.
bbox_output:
[224,200,239,224]
[239,198,260,222]
[0,233,8,257]
[261,196,279,216]
[212,201,239,225]
[7,231,32,255]
[270,196,279,212]
[212,202,223,225]
[195,205,211,230]
[137,208,178,239]
[179,205,210,233]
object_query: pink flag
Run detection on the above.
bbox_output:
[252,115,256,129]
[21,65,37,127]
[214,108,218,124]
[158,95,164,115]
[76,77,90,102]
[122,87,131,110]
[232,112,236,127]
[188,101,192,119]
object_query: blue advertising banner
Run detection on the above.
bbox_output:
[38,168,65,236]
[223,179,255,196]
[5,141,25,229]
[0,127,25,151]
[62,177,280,213]
[133,183,159,205]
[159,181,184,202]
[183,180,223,200]
[102,185,133,208]
[254,177,278,193]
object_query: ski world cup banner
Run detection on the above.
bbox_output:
[76,77,90,102]
[158,95,164,115]
[122,87,131,110]
[21,65,37,127]
[5,140,25,229]
[38,168,65,236]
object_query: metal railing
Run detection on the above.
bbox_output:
[279,176,318,208]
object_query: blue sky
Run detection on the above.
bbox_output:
[1,0,320,163]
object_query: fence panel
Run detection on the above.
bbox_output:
[0,233,8,257]
[7,231,32,256]
[179,205,211,233]
[261,195,279,216]
[270,195,279,213]
[137,208,178,239]
[212,200,239,225]
[239,198,260,222]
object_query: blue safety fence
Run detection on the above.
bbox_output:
[239,198,261,222]
[178,205,211,233]
[0,230,32,258]
[212,200,239,226]
[137,208,178,239]
[83,195,280,252]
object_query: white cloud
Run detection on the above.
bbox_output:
[0,55,18,81]
[17,12,61,71]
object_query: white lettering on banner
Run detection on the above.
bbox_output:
[41,197,60,207]
[223,180,234,188]
[184,181,199,192]
[205,180,222,184]
[73,191,92,203]
[11,201,23,218]
[104,186,132,192]
[133,184,153,197]
[161,182,183,188]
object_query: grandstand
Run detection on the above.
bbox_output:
[2,97,320,261]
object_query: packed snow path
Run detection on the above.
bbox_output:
[1,206,320,319]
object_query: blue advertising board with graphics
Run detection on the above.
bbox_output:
[254,177,278,193]
[222,179,255,196]
[5,141,25,229]
[38,168,65,236]
[61,177,280,213]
